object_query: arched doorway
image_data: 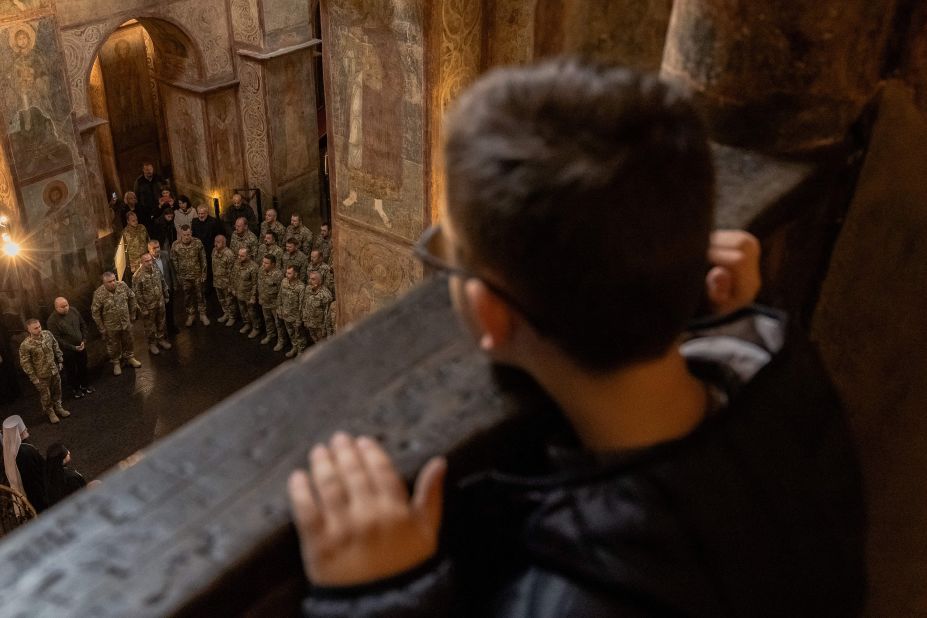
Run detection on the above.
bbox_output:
[86,17,237,231]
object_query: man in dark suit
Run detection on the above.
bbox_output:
[133,162,165,234]
[147,239,177,335]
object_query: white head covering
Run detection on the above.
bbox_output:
[2,415,26,497]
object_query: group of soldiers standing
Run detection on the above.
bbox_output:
[212,214,336,358]
[16,206,336,424]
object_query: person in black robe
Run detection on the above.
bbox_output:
[2,416,47,513]
[45,443,87,508]
[133,163,165,234]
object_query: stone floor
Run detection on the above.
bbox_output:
[0,301,286,480]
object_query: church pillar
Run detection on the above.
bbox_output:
[232,0,320,225]
[661,0,898,152]
[534,0,672,70]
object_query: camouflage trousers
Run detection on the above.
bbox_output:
[31,374,62,414]
[236,299,259,327]
[179,278,206,315]
[215,286,234,318]
[261,305,280,340]
[283,319,305,351]
[306,325,327,345]
[139,304,166,344]
[104,328,134,362]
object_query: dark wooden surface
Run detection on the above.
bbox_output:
[0,277,515,617]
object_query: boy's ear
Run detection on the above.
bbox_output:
[464,278,514,351]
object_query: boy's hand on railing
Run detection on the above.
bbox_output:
[288,432,446,587]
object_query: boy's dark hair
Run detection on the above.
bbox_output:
[444,59,715,372]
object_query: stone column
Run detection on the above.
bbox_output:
[661,0,898,152]
[534,0,673,71]
[233,0,320,225]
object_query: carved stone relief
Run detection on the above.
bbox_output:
[237,59,272,196]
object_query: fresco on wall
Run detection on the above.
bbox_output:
[0,0,49,21]
[163,87,210,195]
[337,221,422,326]
[141,18,200,82]
[100,26,157,148]
[328,0,424,242]
[266,52,316,182]
[0,19,76,182]
[207,89,244,196]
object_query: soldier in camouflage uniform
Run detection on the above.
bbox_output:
[277,264,305,357]
[308,249,335,297]
[302,270,333,346]
[91,271,141,375]
[232,246,260,337]
[171,224,210,327]
[285,214,313,255]
[260,208,286,246]
[282,238,309,283]
[212,235,237,326]
[257,254,284,345]
[229,217,259,264]
[19,318,70,424]
[256,231,284,266]
[121,211,150,282]
[133,252,172,355]
[313,222,333,265]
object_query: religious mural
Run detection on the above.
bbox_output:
[206,89,245,196]
[0,0,48,21]
[328,0,425,242]
[266,52,315,182]
[163,87,210,197]
[0,19,76,184]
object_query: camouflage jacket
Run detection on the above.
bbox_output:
[170,238,207,281]
[277,278,305,322]
[18,330,62,380]
[229,230,259,263]
[132,265,168,309]
[212,247,236,288]
[256,243,284,267]
[281,250,309,282]
[313,236,332,265]
[232,259,259,300]
[257,268,284,306]
[260,220,287,245]
[307,261,334,292]
[285,224,313,255]
[92,281,137,332]
[122,225,150,271]
[301,285,333,328]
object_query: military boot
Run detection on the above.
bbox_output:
[185,313,196,327]
[199,312,211,326]
[126,356,142,368]
[113,362,122,376]
[149,343,160,355]
[225,317,236,327]
[239,323,251,334]
[158,339,172,350]
[260,334,272,345]
[285,347,297,358]
[273,339,285,352]
[54,405,71,418]
[217,312,228,323]
[47,410,60,424]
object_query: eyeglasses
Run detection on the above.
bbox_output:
[412,224,546,331]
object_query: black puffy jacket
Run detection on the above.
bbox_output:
[304,309,866,617]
